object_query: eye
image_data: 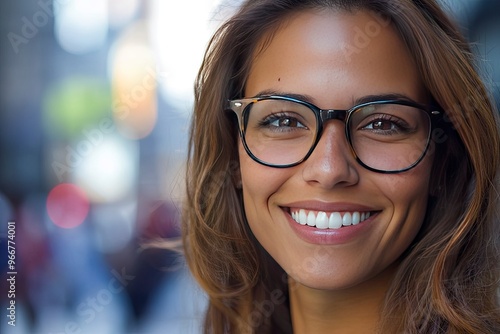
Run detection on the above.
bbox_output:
[260,113,307,130]
[269,115,306,128]
[360,114,411,134]
[365,119,396,131]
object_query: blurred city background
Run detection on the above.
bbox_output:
[0,0,498,333]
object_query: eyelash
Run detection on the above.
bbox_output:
[258,113,307,131]
[359,114,412,134]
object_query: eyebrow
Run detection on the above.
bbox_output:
[252,90,420,107]
[253,90,316,103]
[354,93,418,105]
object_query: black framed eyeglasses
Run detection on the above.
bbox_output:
[227,95,441,173]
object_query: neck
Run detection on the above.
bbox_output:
[289,264,397,334]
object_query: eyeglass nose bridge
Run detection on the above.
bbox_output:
[319,109,348,123]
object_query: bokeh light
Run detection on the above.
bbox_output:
[54,0,108,55]
[108,0,140,28]
[72,135,138,203]
[46,183,90,228]
[42,78,111,139]
[150,0,228,113]
[109,23,158,139]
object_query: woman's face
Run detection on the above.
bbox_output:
[239,9,433,290]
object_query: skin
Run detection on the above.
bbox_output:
[239,9,433,333]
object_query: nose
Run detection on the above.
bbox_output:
[301,121,359,188]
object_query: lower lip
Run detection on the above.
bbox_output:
[286,211,377,245]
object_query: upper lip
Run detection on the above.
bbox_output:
[281,200,378,213]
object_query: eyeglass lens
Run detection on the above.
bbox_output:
[242,98,431,172]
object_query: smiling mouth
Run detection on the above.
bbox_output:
[288,208,376,229]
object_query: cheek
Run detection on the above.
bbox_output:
[238,142,294,237]
[380,162,432,237]
[381,150,433,204]
[239,143,282,205]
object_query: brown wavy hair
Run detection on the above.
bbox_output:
[182,0,500,332]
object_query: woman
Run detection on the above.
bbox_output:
[182,0,500,332]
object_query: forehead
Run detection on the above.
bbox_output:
[245,9,426,107]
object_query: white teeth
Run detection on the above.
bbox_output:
[299,210,307,225]
[307,212,316,226]
[329,212,342,229]
[316,211,328,229]
[352,212,360,225]
[342,212,352,226]
[291,209,372,229]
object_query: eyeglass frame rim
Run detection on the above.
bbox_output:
[226,94,442,174]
